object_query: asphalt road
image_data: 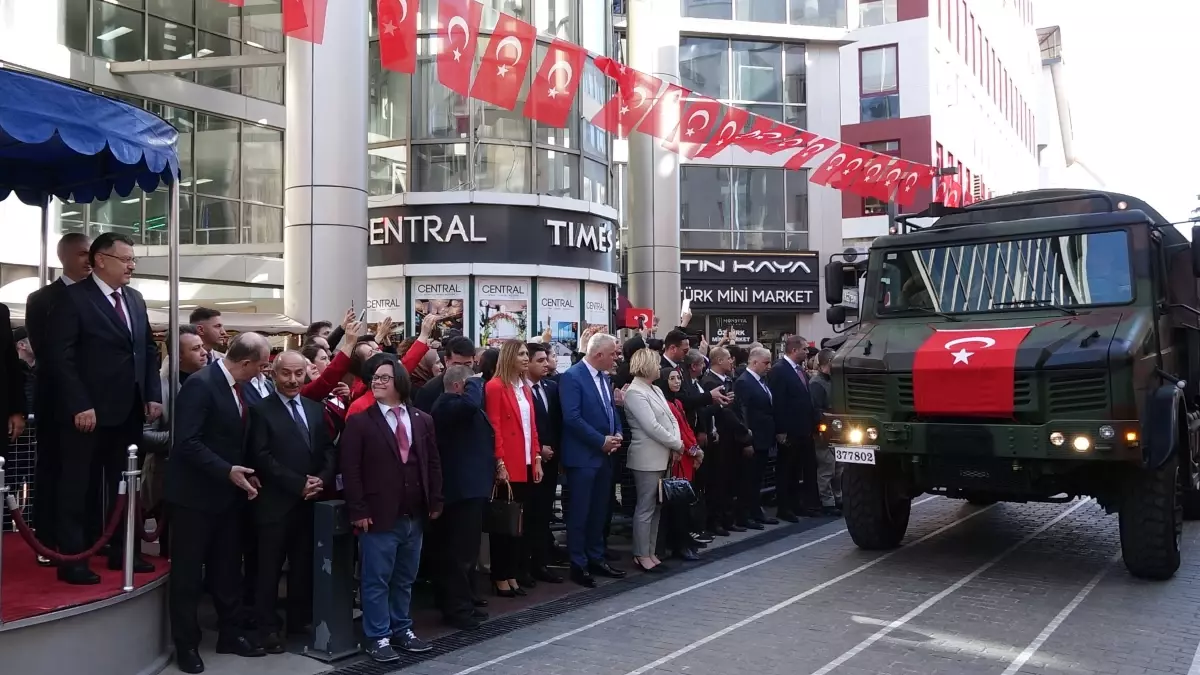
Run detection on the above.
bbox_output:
[390,497,1200,675]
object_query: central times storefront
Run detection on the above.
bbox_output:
[679,250,823,352]
[366,195,620,371]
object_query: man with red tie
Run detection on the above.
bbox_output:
[341,352,443,663]
[43,232,163,584]
[766,335,821,520]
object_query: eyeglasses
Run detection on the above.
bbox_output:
[99,252,137,265]
[371,375,394,384]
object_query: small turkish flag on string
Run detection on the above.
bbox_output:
[913,327,1033,417]
[693,105,748,159]
[636,84,688,140]
[284,0,326,43]
[437,0,483,96]
[470,13,537,110]
[895,163,937,205]
[733,116,798,153]
[781,136,836,170]
[663,96,724,157]
[847,154,895,200]
[378,0,418,73]
[523,39,587,128]
[934,174,963,207]
[591,65,663,138]
[810,145,874,188]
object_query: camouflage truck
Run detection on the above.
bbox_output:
[821,189,1200,581]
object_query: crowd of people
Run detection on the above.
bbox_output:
[7,232,842,674]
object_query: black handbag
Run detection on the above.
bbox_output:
[483,481,523,536]
[658,461,698,506]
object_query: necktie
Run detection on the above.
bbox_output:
[760,378,773,402]
[795,363,808,388]
[289,398,310,446]
[599,372,614,434]
[391,407,411,463]
[533,383,546,411]
[111,291,129,332]
[232,383,245,419]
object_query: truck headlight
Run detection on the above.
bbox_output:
[866,427,878,441]
[1049,432,1065,446]
[848,428,864,444]
[1073,436,1091,452]
[831,419,844,431]
[1098,425,1115,440]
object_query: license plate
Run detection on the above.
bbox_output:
[834,445,878,465]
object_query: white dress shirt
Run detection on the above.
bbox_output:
[61,275,79,286]
[92,274,131,333]
[582,359,610,408]
[251,374,271,398]
[217,359,242,415]
[378,401,412,446]
[512,381,533,465]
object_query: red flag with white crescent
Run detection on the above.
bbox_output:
[934,175,963,207]
[733,116,801,154]
[821,146,875,190]
[523,39,587,128]
[693,105,749,159]
[635,84,688,140]
[437,0,483,96]
[851,155,900,200]
[469,13,537,110]
[590,65,663,138]
[913,327,1033,417]
[663,96,724,157]
[378,0,418,73]
[896,164,937,205]
[284,0,327,43]
[781,136,835,170]
[807,144,871,185]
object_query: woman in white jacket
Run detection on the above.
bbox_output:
[623,348,684,573]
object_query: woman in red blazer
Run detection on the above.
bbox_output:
[484,340,542,597]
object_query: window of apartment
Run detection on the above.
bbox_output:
[946,0,953,40]
[682,0,732,20]
[70,0,282,103]
[861,140,900,215]
[680,166,810,250]
[859,0,897,27]
[859,45,899,122]
[787,0,847,28]
[957,1,964,55]
[968,15,975,72]
[976,26,983,83]
[679,39,807,126]
[737,0,786,24]
[681,0,846,27]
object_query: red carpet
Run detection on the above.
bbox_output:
[1,532,169,623]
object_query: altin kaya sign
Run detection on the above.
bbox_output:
[680,250,821,312]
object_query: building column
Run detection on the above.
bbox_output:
[624,0,682,329]
[284,2,369,324]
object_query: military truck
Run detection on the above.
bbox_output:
[821,189,1200,580]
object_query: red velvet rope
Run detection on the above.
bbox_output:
[138,507,167,543]
[5,493,128,563]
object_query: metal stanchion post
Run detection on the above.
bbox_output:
[0,455,6,626]
[304,500,357,662]
[122,444,141,592]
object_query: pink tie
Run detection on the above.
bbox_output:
[391,407,411,463]
[795,363,808,387]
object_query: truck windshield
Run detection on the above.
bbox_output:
[875,229,1132,315]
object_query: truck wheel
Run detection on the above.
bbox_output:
[842,463,911,550]
[1120,455,1182,581]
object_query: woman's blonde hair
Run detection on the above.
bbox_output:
[493,339,528,384]
[629,348,661,380]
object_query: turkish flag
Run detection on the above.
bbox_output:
[662,96,723,156]
[934,175,963,207]
[591,66,663,138]
[693,105,748,159]
[895,164,937,205]
[849,154,898,200]
[437,0,483,96]
[780,137,838,172]
[284,0,327,43]
[470,13,537,110]
[378,0,418,73]
[913,327,1033,417]
[812,145,875,190]
[635,84,688,140]
[617,307,654,330]
[733,116,799,153]
[523,39,587,128]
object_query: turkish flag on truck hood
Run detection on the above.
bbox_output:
[913,326,1034,417]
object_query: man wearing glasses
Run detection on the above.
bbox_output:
[43,232,163,585]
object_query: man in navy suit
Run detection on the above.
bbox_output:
[767,335,820,521]
[734,347,777,529]
[558,333,626,587]
[43,232,162,584]
[525,342,564,584]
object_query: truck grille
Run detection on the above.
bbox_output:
[893,374,1031,408]
[843,371,1105,419]
[845,375,886,413]
[1046,372,1108,415]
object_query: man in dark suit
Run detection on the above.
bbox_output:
[558,333,625,588]
[167,332,272,673]
[245,351,337,653]
[413,335,476,413]
[24,232,90,559]
[700,346,751,535]
[766,335,820,521]
[429,365,493,630]
[42,232,162,584]
[733,347,777,529]
[525,342,564,584]
[341,352,441,663]
[0,304,26,464]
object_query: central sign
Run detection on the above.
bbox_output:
[368,203,617,272]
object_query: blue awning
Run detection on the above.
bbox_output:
[0,68,180,206]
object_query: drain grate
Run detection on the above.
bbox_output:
[324,517,833,675]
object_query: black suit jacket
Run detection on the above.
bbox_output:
[701,370,750,449]
[734,371,776,454]
[413,373,446,414]
[530,378,561,451]
[766,357,815,439]
[43,276,161,424]
[24,278,64,415]
[166,363,249,513]
[245,393,338,524]
[0,304,26,424]
[431,378,495,504]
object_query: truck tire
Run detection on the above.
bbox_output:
[842,462,911,550]
[1120,455,1182,581]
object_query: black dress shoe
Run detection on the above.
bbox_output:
[57,565,101,585]
[532,566,564,583]
[176,647,205,674]
[727,522,747,532]
[511,585,528,597]
[691,531,715,544]
[569,565,596,588]
[261,632,286,655]
[674,548,701,562]
[739,519,764,531]
[493,585,517,598]
[775,511,799,523]
[799,507,824,517]
[758,515,781,525]
[108,555,156,573]
[445,615,481,630]
[473,598,489,608]
[711,525,730,537]
[215,635,267,657]
[589,561,626,579]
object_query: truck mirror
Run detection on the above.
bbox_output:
[826,305,847,326]
[1192,226,1200,277]
[824,260,845,305]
